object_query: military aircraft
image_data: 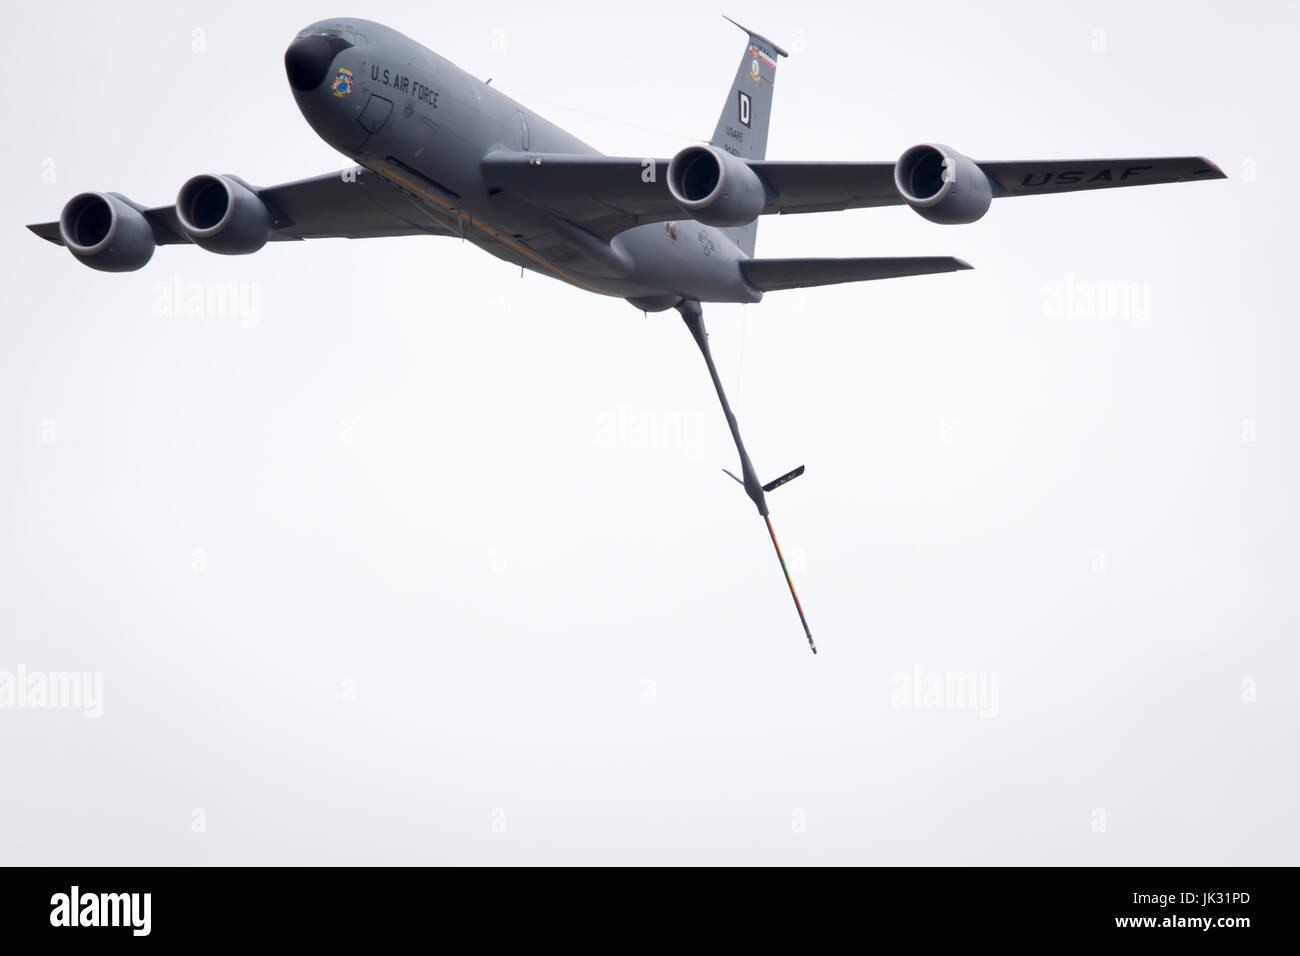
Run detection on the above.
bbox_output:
[29,16,1226,653]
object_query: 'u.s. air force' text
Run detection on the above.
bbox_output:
[370,65,439,107]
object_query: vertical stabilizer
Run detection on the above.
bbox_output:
[710,17,787,255]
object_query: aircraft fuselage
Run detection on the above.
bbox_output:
[287,18,760,310]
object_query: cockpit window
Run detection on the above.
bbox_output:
[296,27,367,45]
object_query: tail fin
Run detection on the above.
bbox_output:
[711,17,787,256]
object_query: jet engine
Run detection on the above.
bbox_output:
[175,174,272,254]
[58,192,156,272]
[666,145,766,228]
[894,144,993,225]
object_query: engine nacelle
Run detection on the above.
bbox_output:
[175,174,272,254]
[58,192,156,272]
[666,145,766,228]
[894,144,993,225]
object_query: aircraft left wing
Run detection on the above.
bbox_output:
[28,167,450,247]
[751,156,1225,207]
[480,151,1225,240]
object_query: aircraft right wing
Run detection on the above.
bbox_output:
[28,167,451,247]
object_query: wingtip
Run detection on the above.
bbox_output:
[1199,157,1229,180]
[27,222,65,245]
[954,258,975,271]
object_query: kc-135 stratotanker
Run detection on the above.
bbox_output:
[30,17,1226,652]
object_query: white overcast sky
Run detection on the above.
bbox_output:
[2,0,1295,864]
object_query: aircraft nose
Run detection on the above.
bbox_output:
[284,33,353,91]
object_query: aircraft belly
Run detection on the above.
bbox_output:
[614,223,762,303]
[462,218,765,303]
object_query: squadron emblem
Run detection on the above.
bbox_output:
[748,44,776,81]
[331,68,354,97]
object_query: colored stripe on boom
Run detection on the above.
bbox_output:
[764,515,816,654]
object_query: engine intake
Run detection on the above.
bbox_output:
[666,145,766,228]
[894,144,992,225]
[58,192,156,272]
[176,174,272,254]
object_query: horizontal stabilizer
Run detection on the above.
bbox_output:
[741,256,972,292]
[763,465,805,493]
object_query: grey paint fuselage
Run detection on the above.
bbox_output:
[294,18,758,309]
